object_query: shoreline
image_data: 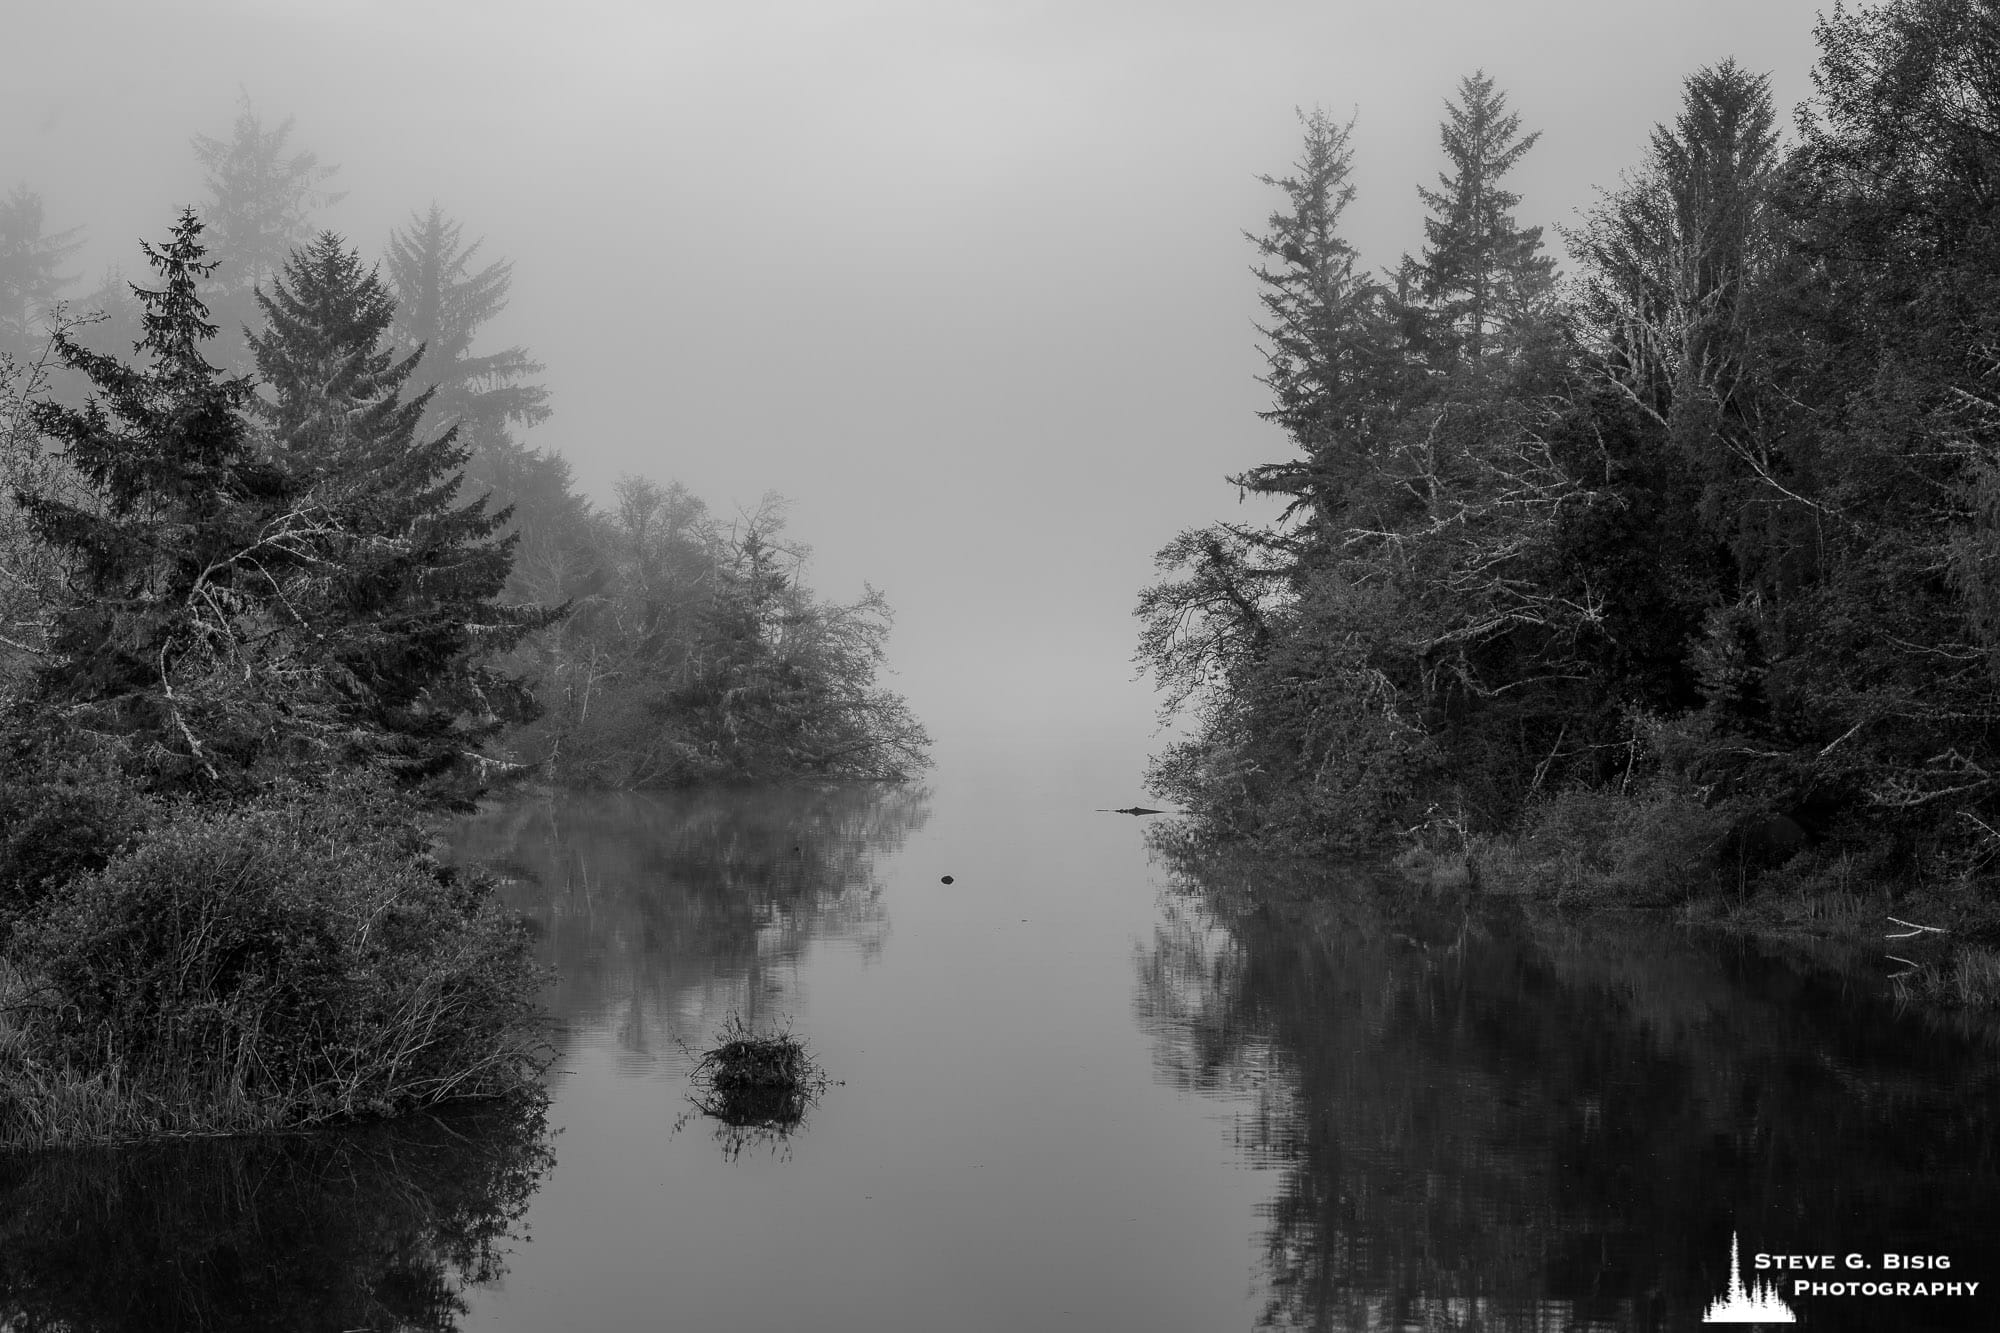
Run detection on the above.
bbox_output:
[1394,837,2000,1014]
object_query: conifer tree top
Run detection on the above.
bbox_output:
[192,97,343,298]
[32,208,260,522]
[249,231,427,468]
[1408,71,1554,364]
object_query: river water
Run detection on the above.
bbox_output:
[3,750,1998,1330]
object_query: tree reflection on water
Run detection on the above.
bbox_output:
[448,784,932,1070]
[1137,843,2000,1332]
[0,1096,552,1332]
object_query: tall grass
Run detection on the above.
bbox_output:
[1894,946,2000,1010]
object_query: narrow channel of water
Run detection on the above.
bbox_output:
[3,749,1997,1330]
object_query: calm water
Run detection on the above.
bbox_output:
[4,752,1999,1330]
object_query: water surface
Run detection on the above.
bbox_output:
[5,753,1998,1331]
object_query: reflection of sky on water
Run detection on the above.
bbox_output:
[1136,847,2000,1332]
[449,784,932,1078]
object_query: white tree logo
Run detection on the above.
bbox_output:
[1704,1232,1798,1323]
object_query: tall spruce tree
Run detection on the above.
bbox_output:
[1138,110,1429,848]
[247,231,560,797]
[1233,109,1396,535]
[1141,80,1594,848]
[381,205,600,626]
[384,206,548,458]
[20,210,293,784]
[250,235,424,477]
[1405,72,1555,365]
[1559,63,1788,728]
[1572,62,1782,428]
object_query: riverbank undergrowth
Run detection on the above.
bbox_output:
[1388,789,2000,1010]
[0,775,549,1150]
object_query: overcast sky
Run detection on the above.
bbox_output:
[4,0,1833,783]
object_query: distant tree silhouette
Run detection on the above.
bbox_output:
[192,96,342,371]
[0,186,83,364]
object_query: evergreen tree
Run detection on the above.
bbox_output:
[247,231,561,797]
[192,98,342,371]
[1139,111,1430,847]
[1233,110,1401,536]
[13,214,548,802]
[384,206,549,459]
[381,205,595,624]
[1558,63,1788,728]
[19,209,292,785]
[249,234,423,476]
[1141,85,1590,847]
[1405,72,1556,365]
[0,187,84,365]
[1572,62,1782,430]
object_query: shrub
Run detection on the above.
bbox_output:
[0,741,156,930]
[1509,786,1733,902]
[0,780,549,1146]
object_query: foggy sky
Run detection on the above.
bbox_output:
[4,0,1831,782]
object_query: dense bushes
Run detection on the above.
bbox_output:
[1400,787,1736,905]
[0,779,545,1147]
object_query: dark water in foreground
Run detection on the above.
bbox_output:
[4,758,1999,1330]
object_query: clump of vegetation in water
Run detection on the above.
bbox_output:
[679,1017,833,1158]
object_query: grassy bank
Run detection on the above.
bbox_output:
[1390,789,2000,1011]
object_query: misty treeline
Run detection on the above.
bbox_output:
[0,101,920,1144]
[0,99,930,795]
[1141,0,2000,899]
